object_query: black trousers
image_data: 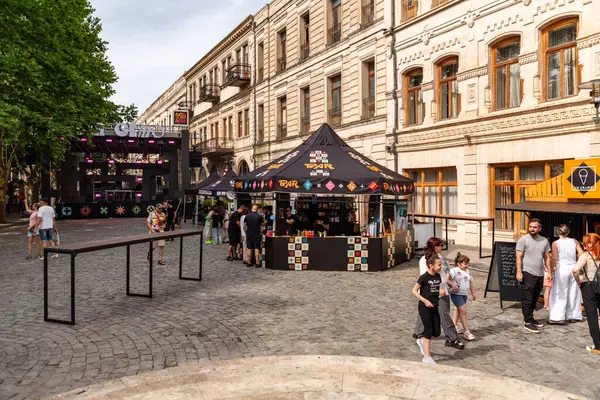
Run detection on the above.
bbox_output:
[581,283,600,348]
[418,302,441,339]
[521,271,544,323]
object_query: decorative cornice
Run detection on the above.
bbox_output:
[518,52,537,65]
[577,32,600,50]
[457,66,487,82]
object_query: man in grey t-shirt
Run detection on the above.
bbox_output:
[516,218,551,333]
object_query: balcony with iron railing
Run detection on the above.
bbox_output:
[299,117,310,134]
[299,43,310,62]
[277,124,287,138]
[224,64,251,87]
[277,56,287,72]
[328,107,342,126]
[361,2,375,28]
[194,138,234,157]
[362,96,375,119]
[401,0,418,22]
[328,24,341,45]
[197,84,220,104]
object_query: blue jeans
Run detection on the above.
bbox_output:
[39,229,53,242]
[212,227,221,244]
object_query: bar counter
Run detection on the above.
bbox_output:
[261,230,414,271]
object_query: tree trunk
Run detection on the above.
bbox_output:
[0,169,7,223]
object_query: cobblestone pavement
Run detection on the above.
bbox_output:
[1,219,599,400]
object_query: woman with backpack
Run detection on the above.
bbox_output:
[573,233,600,355]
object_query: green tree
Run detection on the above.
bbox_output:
[0,0,117,221]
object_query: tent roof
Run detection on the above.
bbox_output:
[234,123,414,195]
[187,169,238,196]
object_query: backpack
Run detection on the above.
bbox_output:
[585,252,600,296]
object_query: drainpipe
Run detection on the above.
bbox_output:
[387,0,398,172]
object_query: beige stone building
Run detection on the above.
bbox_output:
[387,0,600,246]
[137,76,186,128]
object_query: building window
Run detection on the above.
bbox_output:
[238,160,250,175]
[244,108,250,137]
[300,13,310,61]
[329,74,342,126]
[432,0,450,7]
[405,68,424,126]
[401,0,418,22]
[362,60,375,119]
[278,29,287,72]
[257,42,264,82]
[257,104,264,142]
[493,38,521,110]
[222,118,228,141]
[543,18,578,101]
[222,60,227,84]
[243,44,249,65]
[278,96,287,138]
[228,116,233,140]
[491,161,564,233]
[215,122,219,140]
[407,168,458,219]
[437,57,459,121]
[329,0,342,44]
[300,87,310,133]
[237,111,243,138]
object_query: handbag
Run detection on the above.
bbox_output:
[584,251,600,296]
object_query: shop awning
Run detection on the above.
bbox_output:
[496,201,600,215]
[234,123,414,195]
[186,169,237,196]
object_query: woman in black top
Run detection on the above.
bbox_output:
[412,256,443,365]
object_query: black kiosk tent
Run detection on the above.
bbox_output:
[235,123,415,271]
[184,169,238,225]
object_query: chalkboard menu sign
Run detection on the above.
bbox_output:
[484,241,520,308]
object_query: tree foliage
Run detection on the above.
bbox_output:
[0,0,118,219]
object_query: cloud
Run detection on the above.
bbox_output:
[90,0,265,112]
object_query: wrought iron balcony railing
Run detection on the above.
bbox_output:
[277,124,287,138]
[362,96,375,119]
[328,107,342,126]
[299,43,310,62]
[197,84,220,104]
[299,117,310,134]
[328,24,341,45]
[277,56,287,72]
[224,64,251,87]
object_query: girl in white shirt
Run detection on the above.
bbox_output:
[447,253,476,341]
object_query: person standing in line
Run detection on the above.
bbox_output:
[36,198,59,258]
[25,201,41,260]
[244,204,264,268]
[240,210,248,264]
[227,205,245,261]
[516,218,551,334]
[413,237,464,350]
[573,233,600,355]
[548,224,583,324]
[147,204,167,265]
[222,207,230,244]
[448,253,476,341]
[211,205,223,245]
[413,255,443,364]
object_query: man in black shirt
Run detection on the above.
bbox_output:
[314,216,330,234]
[244,204,264,267]
[284,207,298,236]
[163,201,177,241]
[227,205,246,261]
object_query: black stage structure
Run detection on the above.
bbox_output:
[55,123,201,219]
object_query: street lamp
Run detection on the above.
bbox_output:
[578,79,600,122]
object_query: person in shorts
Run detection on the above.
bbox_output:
[25,201,41,260]
[244,204,263,268]
[147,204,167,265]
[447,253,476,341]
[227,205,245,261]
[36,198,59,258]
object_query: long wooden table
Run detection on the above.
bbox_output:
[43,230,203,325]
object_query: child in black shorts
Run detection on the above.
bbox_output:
[412,255,443,364]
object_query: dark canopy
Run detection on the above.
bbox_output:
[234,123,413,195]
[187,169,238,196]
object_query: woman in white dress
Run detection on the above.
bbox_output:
[548,225,583,324]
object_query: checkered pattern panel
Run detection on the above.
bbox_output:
[309,169,330,177]
[309,150,328,163]
[261,235,266,262]
[347,237,369,271]
[288,236,309,270]
[387,235,395,268]
[405,231,413,259]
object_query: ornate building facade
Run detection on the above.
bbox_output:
[388,0,600,245]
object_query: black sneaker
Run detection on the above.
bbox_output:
[445,339,465,350]
[25,255,33,260]
[524,323,540,333]
[531,319,544,328]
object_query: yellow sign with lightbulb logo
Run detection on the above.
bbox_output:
[564,158,600,199]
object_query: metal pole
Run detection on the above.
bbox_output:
[379,196,384,236]
[149,241,153,298]
[195,195,199,227]
[179,236,184,279]
[44,249,48,321]
[183,196,186,223]
[70,254,76,325]
[126,245,130,295]
[199,232,203,281]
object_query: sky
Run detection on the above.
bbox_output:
[90,0,266,114]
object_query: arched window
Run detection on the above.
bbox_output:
[492,37,521,110]
[436,57,459,121]
[404,68,424,126]
[238,160,250,175]
[543,17,578,100]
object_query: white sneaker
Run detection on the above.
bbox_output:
[416,338,425,356]
[50,254,59,259]
[422,356,436,364]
